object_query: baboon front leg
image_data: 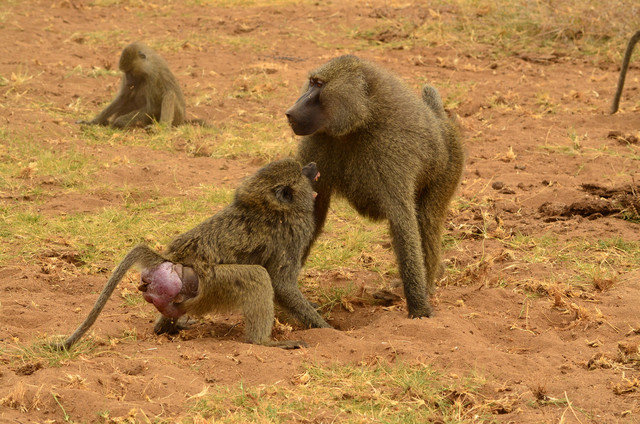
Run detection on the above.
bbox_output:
[272,267,331,329]
[78,95,127,125]
[160,91,177,126]
[388,206,433,318]
[301,188,331,265]
[112,110,152,128]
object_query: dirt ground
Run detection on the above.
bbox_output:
[1,1,640,423]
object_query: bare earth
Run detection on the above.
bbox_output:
[1,1,640,423]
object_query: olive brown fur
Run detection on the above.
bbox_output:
[78,41,187,128]
[286,55,465,318]
[58,159,327,350]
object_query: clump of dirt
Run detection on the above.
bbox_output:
[539,182,640,220]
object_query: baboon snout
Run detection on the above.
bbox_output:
[301,162,319,182]
[285,104,323,136]
[285,107,306,135]
[286,83,324,136]
[284,108,295,125]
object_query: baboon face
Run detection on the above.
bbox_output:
[286,55,373,138]
[301,161,319,189]
[235,159,318,213]
[119,42,152,87]
[285,78,326,136]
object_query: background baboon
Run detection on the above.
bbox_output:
[286,55,464,319]
[78,41,187,128]
[611,30,640,114]
[58,159,329,350]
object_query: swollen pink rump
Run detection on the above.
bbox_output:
[138,262,198,319]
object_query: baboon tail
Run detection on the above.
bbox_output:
[58,245,160,349]
[422,84,446,119]
[611,30,640,114]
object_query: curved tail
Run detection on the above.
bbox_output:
[422,84,446,119]
[611,30,640,114]
[57,245,164,349]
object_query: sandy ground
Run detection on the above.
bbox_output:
[1,1,640,422]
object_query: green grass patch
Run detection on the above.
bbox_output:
[187,0,313,7]
[198,120,297,160]
[187,361,493,423]
[506,233,640,289]
[0,184,234,267]
[348,0,640,61]
[2,336,97,368]
[64,65,120,80]
[76,117,296,160]
[315,282,358,316]
[0,131,97,196]
[306,199,392,272]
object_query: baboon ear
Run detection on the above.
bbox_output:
[275,186,294,203]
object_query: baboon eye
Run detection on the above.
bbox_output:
[275,186,294,203]
[138,51,146,59]
[309,78,324,88]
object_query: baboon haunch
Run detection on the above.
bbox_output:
[58,159,329,350]
[78,41,187,128]
[138,261,199,318]
[611,30,640,114]
[286,55,464,318]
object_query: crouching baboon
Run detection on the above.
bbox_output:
[78,41,196,128]
[286,55,464,318]
[611,30,640,114]
[57,159,329,350]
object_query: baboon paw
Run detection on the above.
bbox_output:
[408,306,433,319]
[271,339,308,349]
[281,340,308,349]
[154,316,192,335]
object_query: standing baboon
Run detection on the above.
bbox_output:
[58,159,329,350]
[286,55,464,319]
[611,30,640,114]
[78,41,188,128]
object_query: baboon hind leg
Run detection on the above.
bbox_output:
[176,264,307,348]
[388,204,432,318]
[416,187,452,295]
[154,315,191,335]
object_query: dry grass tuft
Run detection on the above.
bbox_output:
[0,382,45,413]
[587,352,617,370]
[618,341,640,356]
[529,382,550,402]
[611,377,640,395]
